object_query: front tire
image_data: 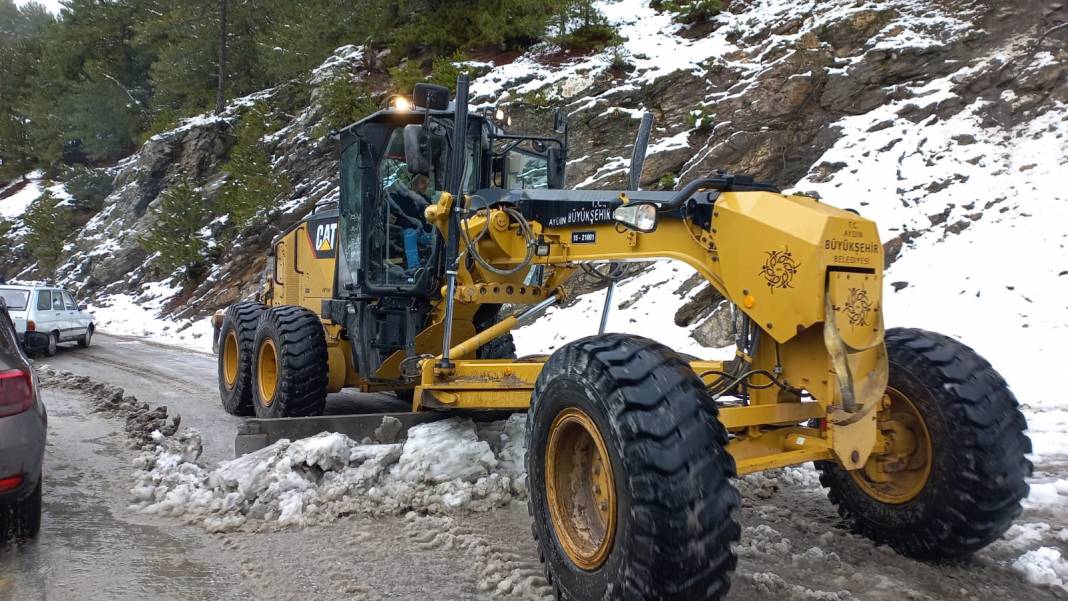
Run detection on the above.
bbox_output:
[77,325,93,348]
[528,334,740,601]
[251,305,328,418]
[817,327,1032,560]
[217,301,266,416]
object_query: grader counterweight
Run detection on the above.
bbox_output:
[215,75,1031,600]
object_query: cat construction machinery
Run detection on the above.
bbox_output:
[216,75,1031,600]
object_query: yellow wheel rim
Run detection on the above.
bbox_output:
[850,386,933,504]
[545,407,617,570]
[257,338,279,407]
[222,330,239,389]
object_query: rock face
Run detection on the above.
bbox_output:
[4,1,1066,339]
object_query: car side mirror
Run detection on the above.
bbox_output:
[23,331,50,353]
[78,304,87,311]
[404,124,432,177]
[547,147,565,189]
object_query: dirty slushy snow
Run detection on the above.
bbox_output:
[130,416,528,532]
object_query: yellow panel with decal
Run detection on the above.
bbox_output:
[714,192,883,344]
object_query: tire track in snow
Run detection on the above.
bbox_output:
[403,512,554,601]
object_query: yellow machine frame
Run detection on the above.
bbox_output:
[268,187,890,477]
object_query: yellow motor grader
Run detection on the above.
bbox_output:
[216,75,1031,600]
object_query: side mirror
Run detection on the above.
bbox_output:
[553,108,567,134]
[412,83,450,110]
[23,331,51,353]
[403,124,432,177]
[546,147,565,189]
[78,303,87,311]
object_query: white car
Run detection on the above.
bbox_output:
[0,283,95,356]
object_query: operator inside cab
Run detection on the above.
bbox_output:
[371,128,446,287]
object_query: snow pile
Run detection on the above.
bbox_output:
[130,416,528,532]
[1013,547,1068,592]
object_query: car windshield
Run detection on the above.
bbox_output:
[0,288,29,310]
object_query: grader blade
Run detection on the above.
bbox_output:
[233,410,515,456]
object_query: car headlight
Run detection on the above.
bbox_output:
[613,203,657,232]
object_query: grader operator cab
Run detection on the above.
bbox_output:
[216,75,1031,600]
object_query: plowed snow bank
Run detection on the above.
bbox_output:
[130,416,527,532]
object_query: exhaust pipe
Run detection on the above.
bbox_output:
[628,112,654,190]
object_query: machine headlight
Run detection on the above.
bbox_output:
[613,203,657,232]
[392,96,412,111]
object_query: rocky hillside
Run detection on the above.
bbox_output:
[0,0,1065,351]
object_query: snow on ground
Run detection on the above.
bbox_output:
[0,171,44,219]
[88,279,215,353]
[130,416,528,532]
[514,261,733,359]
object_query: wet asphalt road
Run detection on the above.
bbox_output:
[0,335,537,601]
[35,334,408,463]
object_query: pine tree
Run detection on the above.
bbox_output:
[216,106,290,229]
[318,75,380,130]
[22,192,74,277]
[256,0,384,84]
[18,0,153,164]
[140,180,212,277]
[0,217,13,256]
[0,0,54,179]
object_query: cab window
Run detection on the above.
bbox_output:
[504,150,549,189]
[51,291,64,311]
[338,141,363,294]
[62,291,78,310]
[367,127,447,289]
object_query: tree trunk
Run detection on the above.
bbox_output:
[215,0,228,115]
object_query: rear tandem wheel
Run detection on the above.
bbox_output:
[217,301,266,416]
[250,305,329,418]
[527,333,740,601]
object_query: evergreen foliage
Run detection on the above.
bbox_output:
[0,217,13,256]
[428,53,468,90]
[389,61,426,97]
[553,0,622,50]
[63,166,115,212]
[0,0,53,179]
[653,0,723,24]
[319,76,380,130]
[0,0,618,176]
[140,180,212,276]
[22,192,74,276]
[216,105,290,228]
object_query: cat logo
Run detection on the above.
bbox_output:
[307,219,338,259]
